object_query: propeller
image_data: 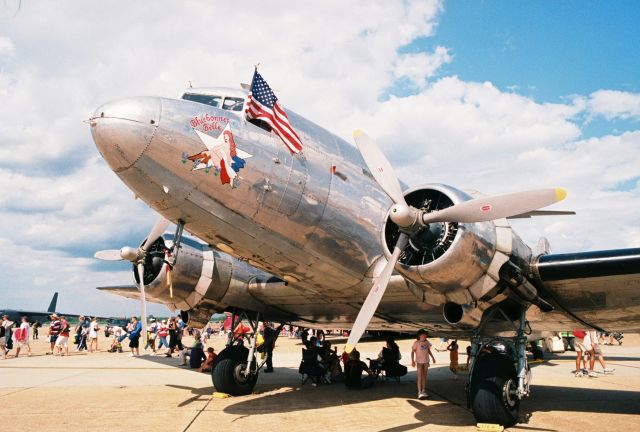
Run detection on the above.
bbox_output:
[94,217,170,344]
[344,130,568,352]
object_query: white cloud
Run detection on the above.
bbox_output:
[588,90,640,120]
[0,36,14,57]
[393,46,452,88]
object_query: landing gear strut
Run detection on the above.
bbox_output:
[211,310,284,396]
[467,306,531,427]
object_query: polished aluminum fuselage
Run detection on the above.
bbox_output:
[91,95,640,334]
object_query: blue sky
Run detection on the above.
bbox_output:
[414,2,640,101]
[0,1,639,315]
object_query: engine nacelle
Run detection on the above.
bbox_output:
[132,235,234,328]
[383,184,532,319]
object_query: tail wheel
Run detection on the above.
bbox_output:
[212,345,258,396]
[469,352,520,427]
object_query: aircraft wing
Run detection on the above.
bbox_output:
[97,285,142,301]
[534,247,640,332]
[507,210,576,219]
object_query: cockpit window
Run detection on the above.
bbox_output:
[182,93,222,108]
[222,97,245,112]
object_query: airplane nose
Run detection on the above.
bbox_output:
[89,97,161,172]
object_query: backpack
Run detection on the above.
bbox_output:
[0,326,5,338]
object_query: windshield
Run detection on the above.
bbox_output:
[222,97,245,111]
[182,93,222,108]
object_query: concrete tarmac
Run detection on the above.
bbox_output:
[1,333,638,432]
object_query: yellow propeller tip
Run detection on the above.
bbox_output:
[353,129,363,138]
[344,344,354,354]
[555,187,567,201]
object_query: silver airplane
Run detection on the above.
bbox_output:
[89,84,640,427]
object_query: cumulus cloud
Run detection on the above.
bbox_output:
[588,90,640,120]
[0,36,14,57]
[393,46,452,88]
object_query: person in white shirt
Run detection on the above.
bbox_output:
[14,316,31,357]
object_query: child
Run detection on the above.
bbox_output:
[411,329,436,399]
[447,339,459,372]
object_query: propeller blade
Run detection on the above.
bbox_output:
[94,250,124,261]
[137,263,148,345]
[141,217,170,252]
[353,130,406,206]
[421,188,567,225]
[344,232,409,353]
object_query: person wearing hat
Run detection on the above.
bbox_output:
[47,314,61,355]
[411,329,436,400]
[145,318,158,353]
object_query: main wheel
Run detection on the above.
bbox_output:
[212,345,258,396]
[469,352,520,427]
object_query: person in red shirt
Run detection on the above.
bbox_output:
[55,316,71,356]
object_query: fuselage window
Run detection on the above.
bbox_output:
[222,97,245,112]
[182,93,222,108]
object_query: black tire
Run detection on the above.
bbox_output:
[212,345,258,396]
[567,337,575,351]
[562,337,569,351]
[469,352,520,427]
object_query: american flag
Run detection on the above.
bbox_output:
[245,69,303,154]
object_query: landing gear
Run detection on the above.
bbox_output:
[211,310,284,396]
[212,345,258,396]
[467,306,531,427]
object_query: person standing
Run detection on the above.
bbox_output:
[411,329,436,399]
[145,318,158,353]
[32,320,40,340]
[447,339,459,372]
[157,320,169,353]
[263,322,277,373]
[1,315,14,353]
[573,328,597,377]
[88,317,99,353]
[128,317,142,356]
[14,316,31,357]
[55,316,71,356]
[587,329,614,374]
[47,314,61,355]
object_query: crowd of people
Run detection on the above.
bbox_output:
[1,313,622,397]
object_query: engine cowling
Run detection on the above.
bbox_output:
[131,235,234,328]
[383,184,529,327]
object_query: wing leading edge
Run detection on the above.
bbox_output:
[533,248,640,332]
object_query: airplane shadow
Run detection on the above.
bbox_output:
[220,365,640,429]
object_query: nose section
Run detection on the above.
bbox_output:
[89,97,161,172]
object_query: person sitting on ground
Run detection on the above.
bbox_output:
[345,349,375,389]
[199,347,217,372]
[180,334,207,368]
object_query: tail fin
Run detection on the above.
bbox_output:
[47,292,58,313]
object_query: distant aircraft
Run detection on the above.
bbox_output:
[1,292,107,324]
[89,74,640,427]
[1,292,58,324]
